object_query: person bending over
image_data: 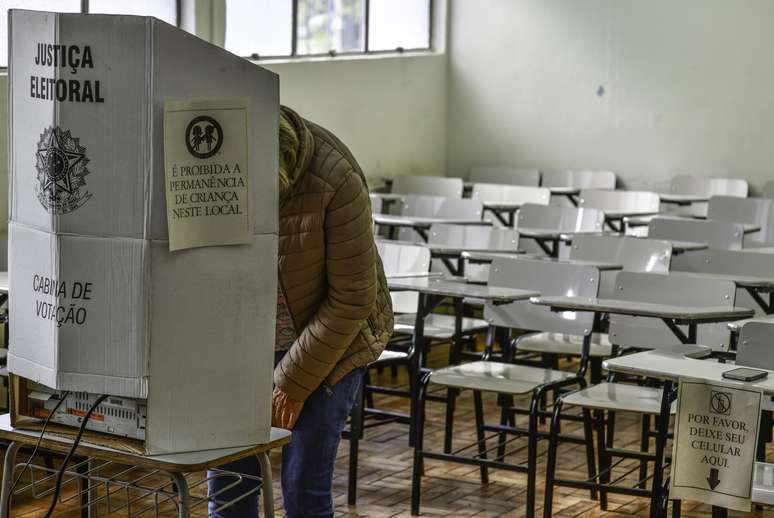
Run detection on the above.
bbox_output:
[208,106,394,518]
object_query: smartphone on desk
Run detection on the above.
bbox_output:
[722,367,769,382]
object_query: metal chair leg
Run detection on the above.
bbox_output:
[526,391,543,518]
[408,337,423,448]
[606,410,616,450]
[411,375,431,516]
[540,354,560,425]
[543,400,564,518]
[671,499,681,518]
[348,381,365,506]
[639,414,651,489]
[443,388,457,454]
[582,408,599,501]
[364,369,375,410]
[473,390,489,484]
[496,394,514,461]
[595,409,609,510]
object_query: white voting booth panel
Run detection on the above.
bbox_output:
[9,12,278,237]
[7,10,279,454]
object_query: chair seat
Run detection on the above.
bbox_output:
[394,313,489,339]
[516,332,613,358]
[430,361,577,395]
[372,350,409,364]
[561,382,676,414]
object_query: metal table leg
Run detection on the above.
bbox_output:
[0,441,20,518]
[87,459,99,518]
[169,472,191,518]
[257,452,275,518]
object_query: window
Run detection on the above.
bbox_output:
[88,0,178,24]
[0,0,179,68]
[224,0,432,60]
[296,0,364,56]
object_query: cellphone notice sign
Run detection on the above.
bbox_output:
[671,379,762,511]
[164,99,251,251]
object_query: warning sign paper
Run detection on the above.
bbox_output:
[671,379,762,511]
[164,99,251,251]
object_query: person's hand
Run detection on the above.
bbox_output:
[272,388,305,430]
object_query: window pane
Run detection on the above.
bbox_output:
[225,0,292,57]
[89,0,177,25]
[297,0,364,56]
[368,0,430,51]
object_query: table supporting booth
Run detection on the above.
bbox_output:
[0,415,291,518]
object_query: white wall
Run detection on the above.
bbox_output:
[447,0,774,192]
[264,54,447,182]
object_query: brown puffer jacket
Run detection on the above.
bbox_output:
[274,107,394,402]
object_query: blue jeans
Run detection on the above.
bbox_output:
[208,366,364,518]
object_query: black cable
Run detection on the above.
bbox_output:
[6,390,70,515]
[43,394,108,518]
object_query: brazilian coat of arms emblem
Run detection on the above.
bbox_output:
[34,126,92,214]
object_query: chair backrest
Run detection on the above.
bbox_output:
[369,194,384,215]
[707,195,774,246]
[429,223,519,251]
[376,240,430,276]
[396,195,483,242]
[470,183,550,206]
[391,175,464,198]
[666,177,749,217]
[570,235,673,297]
[579,189,660,215]
[375,240,430,313]
[670,176,749,197]
[485,257,599,335]
[541,170,617,189]
[648,216,744,250]
[469,167,541,187]
[517,203,605,233]
[570,235,672,272]
[763,181,774,199]
[737,321,774,370]
[609,271,738,351]
[429,224,520,281]
[398,195,483,219]
[671,248,774,317]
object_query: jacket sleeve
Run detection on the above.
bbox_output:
[274,171,377,401]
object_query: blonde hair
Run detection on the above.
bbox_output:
[278,112,299,197]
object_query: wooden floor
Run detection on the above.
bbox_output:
[4,342,773,517]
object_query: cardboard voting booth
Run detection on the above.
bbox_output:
[7,10,279,454]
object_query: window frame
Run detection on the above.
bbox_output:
[81,0,181,26]
[243,0,434,61]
